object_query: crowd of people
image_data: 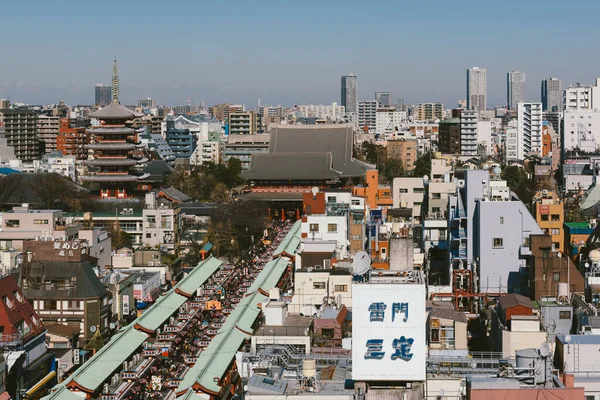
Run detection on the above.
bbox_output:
[123,219,293,400]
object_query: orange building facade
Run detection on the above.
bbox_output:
[56,118,90,159]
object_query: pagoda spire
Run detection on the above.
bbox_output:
[111,57,119,104]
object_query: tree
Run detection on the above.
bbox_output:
[29,173,80,210]
[227,157,243,184]
[383,159,405,183]
[110,226,132,250]
[210,183,230,203]
[0,174,23,211]
[413,152,432,178]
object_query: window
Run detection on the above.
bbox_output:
[334,285,348,292]
[351,199,361,206]
[146,233,152,239]
[541,214,549,221]
[413,187,425,193]
[34,219,49,225]
[431,328,440,342]
[321,328,335,339]
[551,214,560,222]
[327,223,337,233]
[553,272,561,281]
[146,215,156,228]
[398,188,408,193]
[493,238,503,248]
[327,196,336,203]
[160,215,171,229]
[313,282,326,290]
[553,242,560,249]
[551,228,560,235]
[500,217,504,224]
[309,223,319,232]
[432,193,441,199]
[5,220,20,228]
[14,291,22,303]
[44,300,57,310]
[68,300,79,309]
[559,311,571,320]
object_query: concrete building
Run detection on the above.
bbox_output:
[164,119,197,159]
[555,334,600,399]
[289,268,352,315]
[37,115,60,154]
[505,119,519,160]
[467,67,487,111]
[392,177,425,223]
[20,239,111,342]
[415,102,443,121]
[375,107,407,137]
[564,78,600,111]
[460,109,478,156]
[563,109,600,152]
[142,192,180,253]
[229,111,258,135]
[222,133,270,170]
[541,77,562,112]
[341,73,358,114]
[137,98,155,108]
[427,302,468,351]
[533,191,564,252]
[507,70,526,111]
[528,234,584,301]
[438,117,461,154]
[95,84,111,108]
[209,103,244,122]
[385,139,417,171]
[56,117,90,160]
[375,91,392,107]
[448,170,543,294]
[358,100,378,133]
[517,102,543,158]
[297,103,345,120]
[2,109,40,161]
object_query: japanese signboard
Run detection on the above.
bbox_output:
[122,295,130,316]
[352,283,426,381]
[538,205,550,214]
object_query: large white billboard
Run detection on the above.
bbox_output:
[352,283,426,381]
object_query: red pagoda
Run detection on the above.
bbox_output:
[80,59,149,198]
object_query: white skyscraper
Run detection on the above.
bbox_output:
[466,67,487,111]
[517,102,543,159]
[507,70,526,111]
[358,100,378,133]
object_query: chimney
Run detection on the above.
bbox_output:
[562,373,575,388]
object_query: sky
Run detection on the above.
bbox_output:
[2,0,600,108]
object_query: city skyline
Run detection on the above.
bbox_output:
[2,0,600,107]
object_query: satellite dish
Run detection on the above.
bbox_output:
[352,251,371,275]
[539,342,551,358]
[311,187,318,197]
[565,334,572,344]
[423,175,429,186]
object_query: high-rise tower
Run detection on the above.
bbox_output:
[541,77,562,112]
[466,67,487,111]
[341,74,358,114]
[507,70,526,111]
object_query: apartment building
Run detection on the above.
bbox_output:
[142,192,180,253]
[533,190,564,252]
[229,111,258,135]
[37,115,60,154]
[416,102,443,121]
[2,109,40,161]
[386,139,417,171]
[358,100,378,133]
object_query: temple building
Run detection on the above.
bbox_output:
[80,59,149,198]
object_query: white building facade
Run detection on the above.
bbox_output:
[517,102,543,159]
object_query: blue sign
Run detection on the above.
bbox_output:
[365,301,413,361]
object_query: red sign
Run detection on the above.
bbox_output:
[133,289,142,299]
[539,205,550,214]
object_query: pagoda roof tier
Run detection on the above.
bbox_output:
[82,158,148,167]
[87,127,145,135]
[90,102,143,119]
[85,143,138,151]
[80,173,150,183]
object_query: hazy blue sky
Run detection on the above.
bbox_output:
[2,0,599,108]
